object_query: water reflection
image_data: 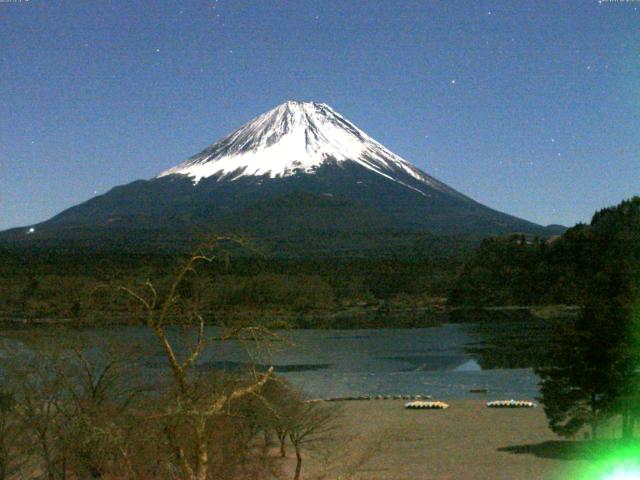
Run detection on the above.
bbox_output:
[453,359,482,372]
[455,309,556,370]
[381,355,471,372]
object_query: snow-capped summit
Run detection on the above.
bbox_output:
[158,100,452,196]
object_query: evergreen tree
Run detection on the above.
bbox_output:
[536,197,640,439]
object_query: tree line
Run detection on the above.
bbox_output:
[0,252,460,328]
[448,233,583,307]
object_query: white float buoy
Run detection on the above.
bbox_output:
[486,399,536,408]
[405,400,449,410]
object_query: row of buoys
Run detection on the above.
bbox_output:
[486,400,536,408]
[313,394,433,402]
[404,399,537,410]
[405,400,449,409]
[308,396,537,408]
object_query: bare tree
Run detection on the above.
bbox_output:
[0,391,26,480]
[255,377,298,458]
[286,399,339,480]
[2,328,153,480]
[0,332,68,480]
[114,247,275,480]
[14,359,64,480]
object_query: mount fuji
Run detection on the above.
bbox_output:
[1,101,562,255]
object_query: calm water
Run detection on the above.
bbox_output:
[1,318,552,400]
[248,324,546,400]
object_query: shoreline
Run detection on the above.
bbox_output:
[0,303,578,329]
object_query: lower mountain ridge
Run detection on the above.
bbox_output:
[0,163,562,256]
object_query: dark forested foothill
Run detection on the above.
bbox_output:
[450,197,640,311]
[448,234,584,307]
[0,248,461,328]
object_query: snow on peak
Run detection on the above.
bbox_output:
[157,100,446,194]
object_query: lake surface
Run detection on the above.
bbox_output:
[0,317,553,400]
[245,324,547,400]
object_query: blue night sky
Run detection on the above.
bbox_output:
[1,0,638,230]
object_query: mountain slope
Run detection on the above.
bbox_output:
[0,101,562,255]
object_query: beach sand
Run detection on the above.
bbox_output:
[299,399,589,480]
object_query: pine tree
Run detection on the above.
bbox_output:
[536,197,640,439]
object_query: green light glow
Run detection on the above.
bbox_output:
[601,464,640,480]
[569,442,640,480]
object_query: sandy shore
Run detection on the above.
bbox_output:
[299,399,589,480]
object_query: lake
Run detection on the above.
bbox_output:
[243,322,550,400]
[0,315,554,401]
